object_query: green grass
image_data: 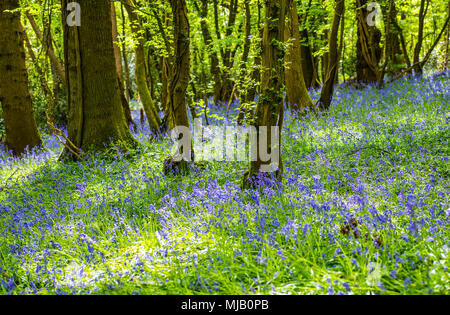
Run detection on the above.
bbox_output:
[0,74,449,295]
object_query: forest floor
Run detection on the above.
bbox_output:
[0,73,449,295]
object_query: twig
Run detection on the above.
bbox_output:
[345,146,391,157]
[0,168,19,192]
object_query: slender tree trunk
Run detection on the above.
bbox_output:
[61,0,136,155]
[318,0,345,111]
[121,3,134,101]
[236,0,252,123]
[26,12,66,84]
[443,2,450,70]
[198,0,222,105]
[111,1,135,129]
[0,0,42,155]
[220,0,239,104]
[413,0,429,75]
[160,10,171,117]
[284,0,314,113]
[335,11,346,85]
[125,0,161,134]
[243,0,286,189]
[300,28,320,89]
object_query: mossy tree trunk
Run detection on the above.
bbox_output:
[61,0,136,155]
[243,0,286,189]
[0,0,42,156]
[164,0,192,175]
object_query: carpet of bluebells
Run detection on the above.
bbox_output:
[0,73,449,295]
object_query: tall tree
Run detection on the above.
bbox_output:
[61,0,136,156]
[318,0,345,110]
[195,0,222,105]
[164,0,192,175]
[413,0,429,75]
[125,0,161,134]
[284,0,314,113]
[220,0,240,104]
[299,0,320,89]
[111,1,135,129]
[243,0,286,189]
[0,0,42,156]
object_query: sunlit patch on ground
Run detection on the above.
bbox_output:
[0,74,449,295]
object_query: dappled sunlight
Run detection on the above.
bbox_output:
[1,73,449,295]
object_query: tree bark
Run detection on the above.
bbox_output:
[243,0,286,189]
[300,28,320,89]
[284,0,314,113]
[0,0,42,155]
[356,0,382,84]
[120,3,134,101]
[220,0,239,104]
[318,0,345,111]
[111,1,135,129]
[443,1,450,70]
[163,0,192,175]
[381,0,404,73]
[125,0,161,134]
[413,0,429,75]
[246,0,263,105]
[197,0,222,105]
[61,0,136,155]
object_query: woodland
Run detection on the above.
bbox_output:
[0,0,449,295]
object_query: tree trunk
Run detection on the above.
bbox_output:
[164,0,192,175]
[125,0,161,134]
[318,0,345,111]
[111,1,135,129]
[26,12,66,84]
[0,0,42,156]
[121,3,134,101]
[413,0,429,75]
[356,0,382,84]
[381,0,404,73]
[198,0,222,105]
[243,0,286,189]
[246,0,263,105]
[443,1,450,70]
[220,0,239,104]
[284,0,314,113]
[300,28,320,89]
[61,0,136,155]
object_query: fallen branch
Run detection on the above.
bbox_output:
[345,146,391,157]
